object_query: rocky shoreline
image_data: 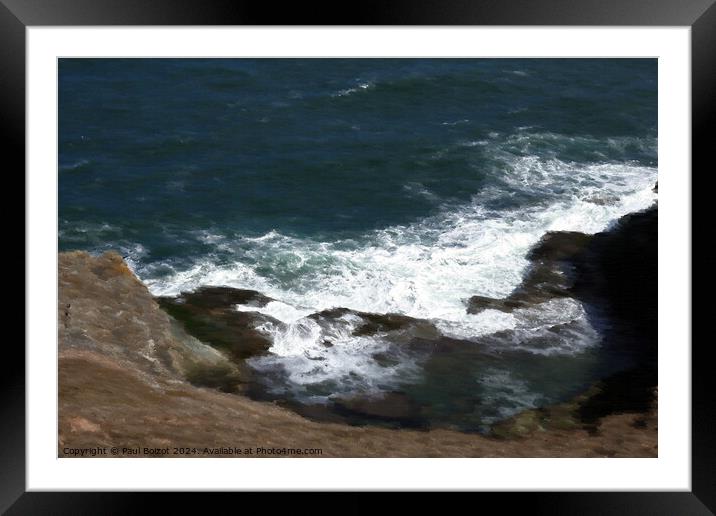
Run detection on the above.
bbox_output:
[58,204,657,457]
[468,205,658,434]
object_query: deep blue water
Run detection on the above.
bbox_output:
[59,59,656,257]
[59,59,658,431]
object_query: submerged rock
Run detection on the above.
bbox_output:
[490,386,597,439]
[490,378,658,439]
[465,205,658,432]
[57,251,657,457]
[332,391,426,428]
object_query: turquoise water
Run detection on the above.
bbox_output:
[59,59,657,430]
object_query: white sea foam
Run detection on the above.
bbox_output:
[504,70,530,77]
[332,81,374,97]
[118,243,148,271]
[145,158,656,330]
[59,221,124,244]
[236,300,312,324]
[402,182,440,202]
[248,311,421,397]
[60,159,91,171]
[441,119,470,126]
[140,146,657,397]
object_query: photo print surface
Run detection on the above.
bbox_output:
[58,58,657,457]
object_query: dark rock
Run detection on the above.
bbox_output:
[490,401,584,439]
[308,307,352,320]
[169,286,273,309]
[157,287,278,362]
[406,335,488,355]
[467,231,590,315]
[576,368,657,433]
[572,207,658,359]
[527,231,592,262]
[183,361,251,394]
[309,306,438,338]
[466,205,658,431]
[467,295,527,314]
[353,312,425,336]
[490,367,658,439]
[371,352,401,368]
[333,391,425,427]
[569,207,658,426]
[277,401,352,425]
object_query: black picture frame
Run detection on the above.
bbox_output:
[6,0,714,512]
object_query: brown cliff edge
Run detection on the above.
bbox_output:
[58,250,656,457]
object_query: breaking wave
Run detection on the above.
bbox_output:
[137,142,656,404]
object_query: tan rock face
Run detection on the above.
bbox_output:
[59,251,248,386]
[58,251,657,458]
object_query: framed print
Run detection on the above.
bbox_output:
[7,0,714,511]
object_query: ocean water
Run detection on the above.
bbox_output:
[59,59,657,431]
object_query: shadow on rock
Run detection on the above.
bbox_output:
[157,286,279,361]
